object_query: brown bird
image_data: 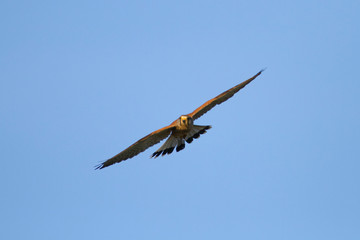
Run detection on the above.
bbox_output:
[96,70,264,169]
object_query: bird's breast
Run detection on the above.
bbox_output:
[173,126,191,138]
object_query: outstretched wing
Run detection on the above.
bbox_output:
[188,70,264,120]
[96,125,176,169]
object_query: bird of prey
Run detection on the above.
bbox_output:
[96,70,264,169]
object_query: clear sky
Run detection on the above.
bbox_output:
[1,0,359,239]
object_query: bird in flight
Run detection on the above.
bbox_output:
[96,70,264,169]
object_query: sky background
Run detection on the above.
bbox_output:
[1,0,359,239]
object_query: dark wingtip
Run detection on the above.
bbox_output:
[94,163,105,170]
[247,69,265,83]
[198,129,206,135]
[162,149,168,156]
[167,147,175,154]
[176,144,185,152]
[151,151,163,158]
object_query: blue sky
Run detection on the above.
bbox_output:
[1,0,359,239]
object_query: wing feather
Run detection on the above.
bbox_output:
[96,125,175,169]
[188,70,264,120]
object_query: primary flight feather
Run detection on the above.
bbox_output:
[96,70,264,169]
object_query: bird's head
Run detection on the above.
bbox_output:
[179,115,193,127]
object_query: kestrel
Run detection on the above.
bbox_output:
[96,70,264,169]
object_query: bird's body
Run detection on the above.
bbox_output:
[96,70,264,169]
[150,115,211,158]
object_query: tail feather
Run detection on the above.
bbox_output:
[152,136,183,158]
[151,125,211,158]
[185,125,211,143]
